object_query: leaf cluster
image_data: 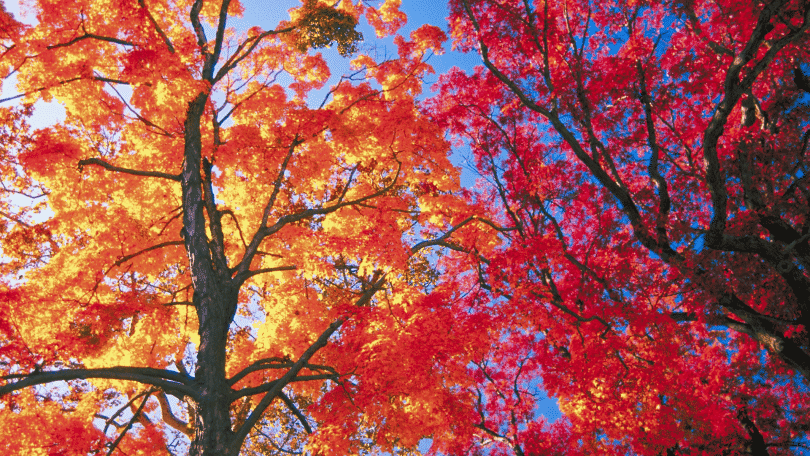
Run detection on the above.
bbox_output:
[293,0,364,57]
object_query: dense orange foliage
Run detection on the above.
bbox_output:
[0,0,485,454]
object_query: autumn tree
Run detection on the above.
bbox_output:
[423,0,810,454]
[0,0,482,455]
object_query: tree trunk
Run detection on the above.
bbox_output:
[182,92,240,456]
[189,286,238,455]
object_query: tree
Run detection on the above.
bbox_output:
[0,0,479,454]
[424,0,810,454]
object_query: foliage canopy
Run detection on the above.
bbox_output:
[2,0,810,455]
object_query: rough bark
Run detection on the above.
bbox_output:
[181,91,236,456]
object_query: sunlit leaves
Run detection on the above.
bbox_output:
[0,0,478,454]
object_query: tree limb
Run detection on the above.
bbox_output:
[97,389,152,435]
[278,391,313,434]
[112,240,185,267]
[229,358,340,389]
[230,374,337,400]
[236,265,298,283]
[78,158,180,181]
[156,390,193,437]
[202,156,230,274]
[213,26,296,83]
[0,367,196,400]
[47,33,134,50]
[236,138,302,280]
[137,0,175,53]
[410,216,475,253]
[106,388,155,456]
[228,357,294,387]
[227,319,345,455]
[703,0,800,248]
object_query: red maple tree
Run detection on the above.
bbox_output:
[424,0,810,454]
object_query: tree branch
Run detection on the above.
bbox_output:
[156,390,193,437]
[47,33,134,50]
[78,157,180,181]
[228,357,294,387]
[236,160,401,285]
[0,367,196,400]
[208,0,232,80]
[202,156,230,274]
[703,0,797,248]
[637,60,672,250]
[138,0,175,53]
[0,77,83,104]
[227,319,345,455]
[410,216,476,253]
[97,389,152,435]
[236,138,302,280]
[460,0,666,259]
[230,374,336,400]
[737,408,769,456]
[106,388,155,456]
[227,270,387,456]
[236,265,298,283]
[112,240,185,267]
[213,26,296,83]
[671,295,810,380]
[278,391,313,434]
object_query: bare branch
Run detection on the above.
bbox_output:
[208,0,232,80]
[106,389,155,456]
[0,77,83,104]
[278,391,312,434]
[98,389,152,435]
[227,319,344,455]
[112,240,185,267]
[78,157,180,181]
[231,374,336,400]
[411,216,475,253]
[703,0,803,248]
[636,60,672,250]
[236,158,401,285]
[162,301,195,307]
[459,0,665,259]
[237,265,298,282]
[213,26,296,83]
[229,357,337,387]
[189,0,208,55]
[138,0,175,53]
[228,357,294,387]
[47,33,134,50]
[156,390,193,437]
[202,157,230,274]
[0,367,196,400]
[235,138,302,279]
[228,274,384,454]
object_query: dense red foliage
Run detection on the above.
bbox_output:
[0,0,475,454]
[424,0,810,454]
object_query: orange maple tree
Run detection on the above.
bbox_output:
[0,0,483,454]
[422,0,810,454]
